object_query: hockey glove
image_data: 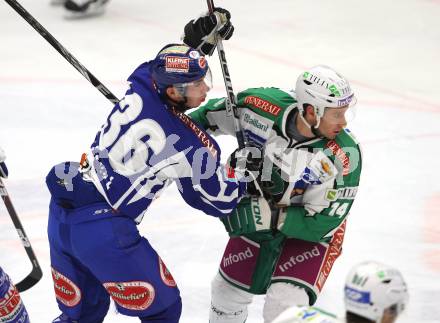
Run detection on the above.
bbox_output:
[227,146,262,196]
[183,7,234,56]
[0,147,8,178]
[259,163,289,204]
[221,196,272,236]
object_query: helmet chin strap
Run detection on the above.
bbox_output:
[311,125,322,137]
[166,96,188,112]
[311,116,323,137]
[299,111,323,137]
[161,86,189,112]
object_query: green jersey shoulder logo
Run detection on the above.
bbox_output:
[325,189,338,202]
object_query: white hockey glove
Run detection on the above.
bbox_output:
[221,196,272,236]
[0,147,8,178]
[182,7,234,56]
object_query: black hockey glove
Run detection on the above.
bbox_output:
[0,147,8,178]
[183,7,234,56]
[259,163,290,204]
[228,146,262,196]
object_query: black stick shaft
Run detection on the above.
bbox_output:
[206,0,246,149]
[0,178,42,292]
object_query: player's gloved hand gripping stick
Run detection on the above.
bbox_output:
[204,0,247,149]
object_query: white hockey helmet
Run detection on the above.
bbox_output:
[344,261,409,322]
[295,65,356,128]
[272,306,341,323]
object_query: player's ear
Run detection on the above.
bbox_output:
[302,105,314,120]
[305,104,315,117]
[166,86,183,101]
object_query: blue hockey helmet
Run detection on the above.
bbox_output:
[151,43,212,95]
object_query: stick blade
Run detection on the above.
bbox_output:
[15,265,43,292]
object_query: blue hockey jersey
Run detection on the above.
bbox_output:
[82,61,245,223]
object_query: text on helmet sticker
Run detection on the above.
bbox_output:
[189,50,200,59]
[345,286,371,304]
[198,57,206,69]
[338,93,354,107]
[165,56,189,73]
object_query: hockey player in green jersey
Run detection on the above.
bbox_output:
[189,65,362,322]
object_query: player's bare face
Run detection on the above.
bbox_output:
[184,78,210,108]
[317,106,349,139]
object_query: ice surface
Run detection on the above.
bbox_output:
[1,0,439,322]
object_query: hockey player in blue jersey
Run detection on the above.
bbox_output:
[46,9,258,323]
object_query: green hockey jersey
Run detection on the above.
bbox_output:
[190,87,362,243]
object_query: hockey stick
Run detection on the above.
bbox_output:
[3,0,116,292]
[0,177,43,292]
[3,0,119,105]
[206,0,247,149]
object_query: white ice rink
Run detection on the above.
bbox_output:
[1,0,440,322]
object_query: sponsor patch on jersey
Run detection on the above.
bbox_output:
[224,164,236,180]
[301,167,322,185]
[244,96,282,116]
[325,186,358,201]
[222,246,255,268]
[104,281,155,311]
[316,221,346,291]
[51,267,81,307]
[170,108,218,158]
[321,160,334,176]
[326,140,350,176]
[304,151,338,184]
[325,189,338,202]
[159,258,177,287]
[277,245,321,273]
[165,56,189,73]
[240,110,273,144]
[242,112,270,132]
[0,278,25,321]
